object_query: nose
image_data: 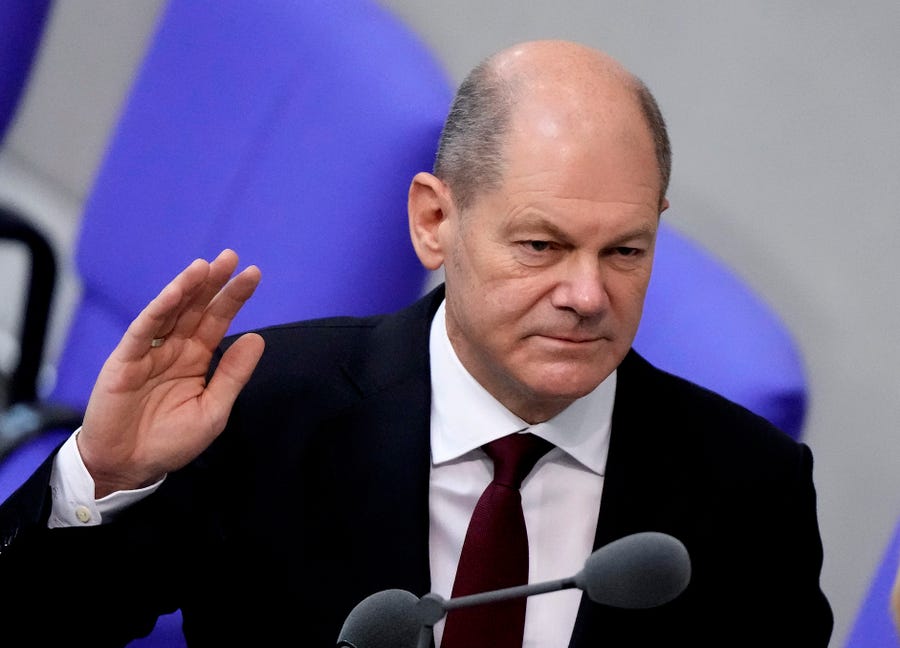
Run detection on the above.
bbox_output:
[550,255,608,318]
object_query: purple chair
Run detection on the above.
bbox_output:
[0,0,70,463]
[634,223,808,437]
[52,0,453,414]
[0,0,56,403]
[844,519,900,647]
[0,0,52,138]
[4,0,452,643]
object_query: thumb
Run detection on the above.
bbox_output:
[203,332,265,426]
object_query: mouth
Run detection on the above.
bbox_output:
[532,333,604,344]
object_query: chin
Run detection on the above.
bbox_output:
[525,368,611,402]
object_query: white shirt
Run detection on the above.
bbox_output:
[49,299,615,648]
[48,430,159,528]
[428,301,614,648]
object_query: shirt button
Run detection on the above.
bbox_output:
[74,506,92,524]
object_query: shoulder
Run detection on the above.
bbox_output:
[218,285,443,402]
[616,350,809,470]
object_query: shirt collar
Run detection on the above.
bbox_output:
[429,300,614,474]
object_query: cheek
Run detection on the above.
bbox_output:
[462,288,515,338]
[606,274,652,330]
[446,240,558,331]
[612,269,652,305]
[453,253,541,314]
[454,285,538,357]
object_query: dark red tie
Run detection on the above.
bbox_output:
[441,432,554,648]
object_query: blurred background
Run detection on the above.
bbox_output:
[1,2,898,645]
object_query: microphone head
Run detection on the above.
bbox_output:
[336,588,420,648]
[575,531,691,609]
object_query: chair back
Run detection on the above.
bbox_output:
[844,519,900,647]
[634,223,808,438]
[49,0,452,411]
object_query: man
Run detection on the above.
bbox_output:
[0,40,831,646]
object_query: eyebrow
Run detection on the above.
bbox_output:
[605,223,657,246]
[510,213,569,238]
[510,212,657,245]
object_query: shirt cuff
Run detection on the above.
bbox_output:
[48,427,165,528]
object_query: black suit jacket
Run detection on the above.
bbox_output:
[0,285,832,647]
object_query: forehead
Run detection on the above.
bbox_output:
[496,74,660,196]
[465,150,660,252]
[496,104,661,213]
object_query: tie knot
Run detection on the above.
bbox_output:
[484,432,554,489]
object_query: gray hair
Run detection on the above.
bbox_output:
[433,58,513,211]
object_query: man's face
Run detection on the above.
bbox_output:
[438,102,664,423]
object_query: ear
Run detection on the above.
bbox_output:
[408,172,453,271]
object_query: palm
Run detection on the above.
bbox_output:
[78,250,265,496]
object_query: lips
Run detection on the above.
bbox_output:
[531,333,604,344]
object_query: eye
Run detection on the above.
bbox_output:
[514,239,563,267]
[614,246,641,257]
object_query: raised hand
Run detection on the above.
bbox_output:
[77,249,266,498]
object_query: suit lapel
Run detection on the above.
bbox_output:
[314,288,445,600]
[568,351,695,647]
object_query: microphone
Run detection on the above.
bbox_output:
[336,588,421,648]
[576,530,691,608]
[420,531,690,621]
[336,531,690,648]
[414,531,690,648]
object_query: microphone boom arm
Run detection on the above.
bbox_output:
[341,532,690,648]
[414,576,580,648]
[416,575,578,626]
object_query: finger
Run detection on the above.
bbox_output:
[118,258,213,360]
[201,332,266,430]
[191,264,262,351]
[164,249,242,341]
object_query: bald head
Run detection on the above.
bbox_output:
[434,40,670,211]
